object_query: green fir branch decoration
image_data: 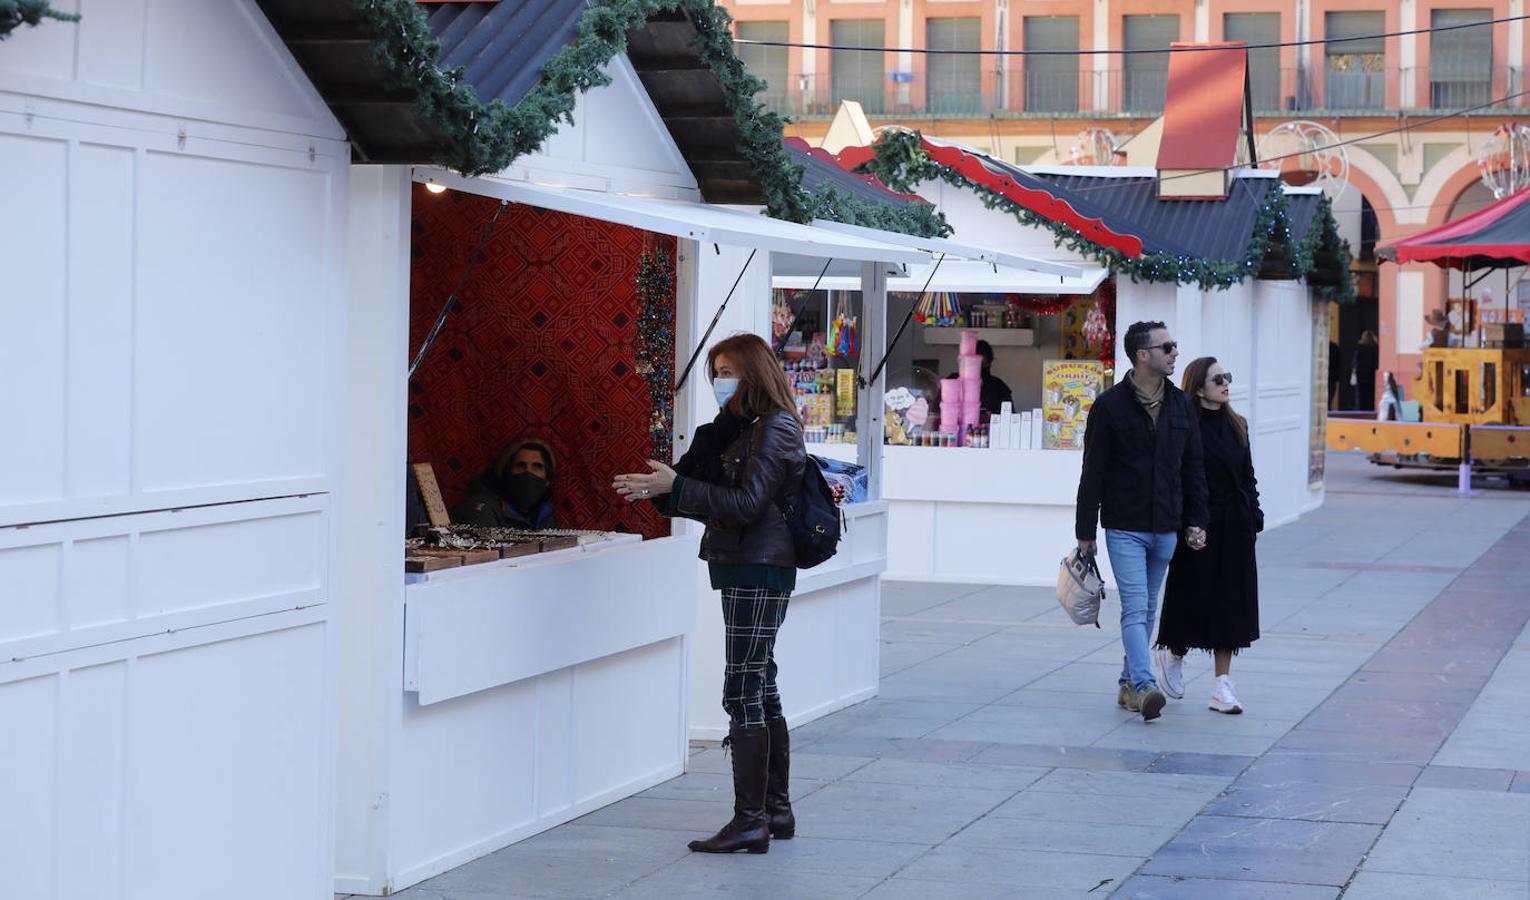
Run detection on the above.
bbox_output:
[352,0,940,236]
[857,128,1354,301]
[0,0,78,39]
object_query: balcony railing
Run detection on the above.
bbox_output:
[758,65,1527,119]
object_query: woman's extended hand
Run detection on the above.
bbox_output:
[612,461,678,504]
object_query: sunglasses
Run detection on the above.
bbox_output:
[1209,372,1234,387]
[1150,341,1178,354]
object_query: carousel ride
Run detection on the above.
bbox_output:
[1328,185,1530,481]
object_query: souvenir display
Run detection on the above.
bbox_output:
[404,525,631,572]
[912,291,959,326]
[829,293,859,357]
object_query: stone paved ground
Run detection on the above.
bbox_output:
[360,454,1530,899]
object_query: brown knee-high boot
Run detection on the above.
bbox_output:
[688,722,770,854]
[765,717,794,838]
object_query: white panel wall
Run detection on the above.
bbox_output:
[0,4,347,898]
[1251,281,1320,527]
[500,58,700,200]
[918,176,1097,265]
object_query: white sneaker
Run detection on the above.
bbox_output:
[1155,646,1185,699]
[1209,675,1243,715]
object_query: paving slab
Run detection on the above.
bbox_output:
[1339,871,1530,900]
[1412,764,1517,791]
[1201,780,1409,825]
[948,815,1181,857]
[1112,874,1340,899]
[1138,815,1382,886]
[987,789,1211,827]
[615,862,880,899]
[1357,787,1530,881]
[841,758,1052,791]
[895,843,1145,891]
[860,877,1087,899]
[790,780,1015,844]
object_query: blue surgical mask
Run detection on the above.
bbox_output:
[713,377,739,408]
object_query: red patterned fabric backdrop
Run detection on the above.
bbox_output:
[407,185,675,538]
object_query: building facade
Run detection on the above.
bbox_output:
[725,0,1529,403]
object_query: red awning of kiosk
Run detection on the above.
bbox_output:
[1379,187,1530,269]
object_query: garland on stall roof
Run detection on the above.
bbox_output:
[354,0,944,237]
[0,0,78,38]
[803,185,952,238]
[634,247,677,461]
[1290,194,1357,305]
[856,129,1355,302]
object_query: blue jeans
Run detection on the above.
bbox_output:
[1104,529,1178,691]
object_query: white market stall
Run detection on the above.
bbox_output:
[805,128,1349,587]
[0,7,347,899]
[336,138,928,892]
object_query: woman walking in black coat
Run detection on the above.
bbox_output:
[1153,357,1262,714]
[613,333,806,855]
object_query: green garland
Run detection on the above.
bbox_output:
[802,185,952,238]
[354,0,942,236]
[0,0,78,39]
[857,129,1354,301]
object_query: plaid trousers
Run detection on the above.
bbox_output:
[720,586,792,728]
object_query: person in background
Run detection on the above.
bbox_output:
[1377,371,1405,421]
[1423,309,1451,349]
[1075,321,1209,723]
[1352,331,1379,411]
[1155,357,1262,716]
[1328,340,1342,410]
[947,339,1014,414]
[451,436,559,529]
[615,332,806,855]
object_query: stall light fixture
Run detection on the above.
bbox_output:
[425,182,447,194]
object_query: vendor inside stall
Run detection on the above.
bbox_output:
[401,183,679,571]
[451,435,560,529]
[880,286,1115,449]
[945,339,1013,415]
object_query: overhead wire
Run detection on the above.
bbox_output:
[732,13,1529,56]
[1033,89,1530,192]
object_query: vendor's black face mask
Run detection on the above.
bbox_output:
[503,472,549,513]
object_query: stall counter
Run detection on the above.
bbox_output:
[341,534,698,892]
[882,445,1117,587]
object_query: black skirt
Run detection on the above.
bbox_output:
[1157,500,1260,653]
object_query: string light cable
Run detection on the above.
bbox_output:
[733,13,1530,56]
[1047,88,1530,193]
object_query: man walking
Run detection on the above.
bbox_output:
[1075,321,1209,721]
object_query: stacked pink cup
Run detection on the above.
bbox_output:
[955,330,982,444]
[939,377,962,445]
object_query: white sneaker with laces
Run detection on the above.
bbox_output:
[1209,675,1243,714]
[1155,646,1185,699]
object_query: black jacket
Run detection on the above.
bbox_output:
[659,410,806,568]
[1158,405,1262,652]
[451,472,558,530]
[1075,375,1209,541]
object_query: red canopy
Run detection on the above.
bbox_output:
[1379,187,1530,269]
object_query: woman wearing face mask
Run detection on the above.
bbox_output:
[1154,357,1262,716]
[451,436,559,529]
[613,333,806,855]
